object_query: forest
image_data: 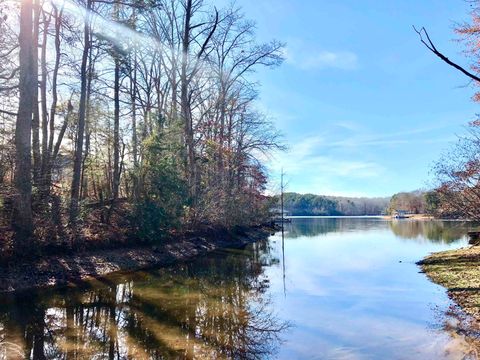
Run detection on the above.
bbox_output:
[281,192,390,216]
[281,191,438,217]
[0,0,284,258]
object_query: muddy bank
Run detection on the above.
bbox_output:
[419,245,480,319]
[0,226,273,293]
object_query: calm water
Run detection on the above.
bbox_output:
[0,218,477,359]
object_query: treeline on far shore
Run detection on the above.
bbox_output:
[280,190,447,217]
[280,192,390,216]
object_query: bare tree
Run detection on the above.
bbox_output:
[70,0,93,225]
[432,124,480,220]
[13,0,36,251]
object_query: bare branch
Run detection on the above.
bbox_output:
[414,26,480,83]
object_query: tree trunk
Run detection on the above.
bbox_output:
[181,0,196,203]
[40,11,51,189]
[13,0,35,252]
[130,48,139,201]
[80,48,94,201]
[44,7,62,191]
[108,0,121,222]
[31,0,41,184]
[113,56,120,203]
[69,0,91,225]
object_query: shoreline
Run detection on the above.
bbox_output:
[0,226,273,294]
[285,214,436,220]
[419,245,480,319]
[381,214,435,220]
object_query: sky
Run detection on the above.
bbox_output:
[219,0,479,197]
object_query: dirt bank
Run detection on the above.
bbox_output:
[0,226,273,294]
[419,245,480,318]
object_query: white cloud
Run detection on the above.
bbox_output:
[265,122,452,196]
[268,135,383,178]
[328,124,451,148]
[299,51,358,70]
[284,41,359,70]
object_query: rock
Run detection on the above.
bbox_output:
[468,231,480,245]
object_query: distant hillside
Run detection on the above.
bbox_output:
[281,192,391,216]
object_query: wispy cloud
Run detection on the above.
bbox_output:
[269,135,383,178]
[265,119,455,196]
[299,51,358,70]
[327,123,452,149]
[284,41,359,70]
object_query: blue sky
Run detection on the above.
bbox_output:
[225,0,479,197]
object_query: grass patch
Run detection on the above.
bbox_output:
[420,246,480,316]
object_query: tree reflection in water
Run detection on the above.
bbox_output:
[0,240,288,359]
[284,217,386,238]
[283,217,470,243]
[388,221,471,243]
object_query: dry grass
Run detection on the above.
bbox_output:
[420,246,480,317]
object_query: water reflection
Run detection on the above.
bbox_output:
[432,303,480,359]
[389,221,471,243]
[0,241,288,359]
[268,218,475,359]
[285,217,470,243]
[0,218,477,359]
[284,217,388,238]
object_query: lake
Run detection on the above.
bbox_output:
[0,217,477,359]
